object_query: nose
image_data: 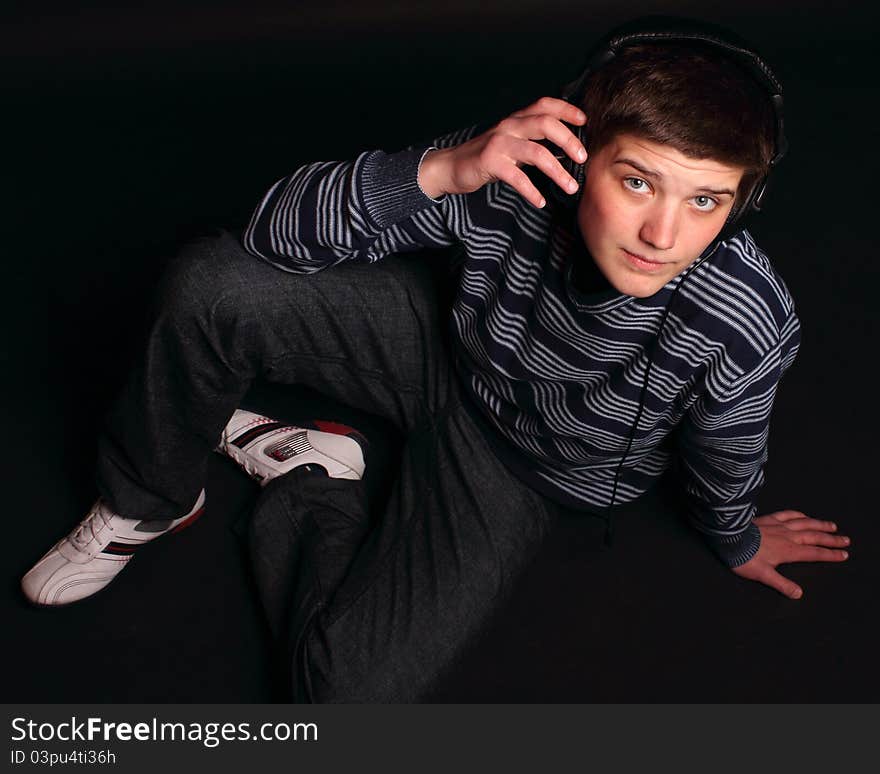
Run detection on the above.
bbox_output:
[639,201,679,251]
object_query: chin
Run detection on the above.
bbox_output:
[608,273,665,299]
[629,282,666,298]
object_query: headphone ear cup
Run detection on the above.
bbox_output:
[570,122,588,190]
[553,126,587,203]
[724,172,767,231]
[560,153,580,184]
[539,121,588,205]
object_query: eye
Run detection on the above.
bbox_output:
[623,176,650,193]
[692,194,719,212]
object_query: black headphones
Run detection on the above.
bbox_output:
[548,17,788,542]
[549,15,787,249]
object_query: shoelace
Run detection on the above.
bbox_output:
[68,502,114,552]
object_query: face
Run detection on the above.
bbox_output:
[576,133,745,298]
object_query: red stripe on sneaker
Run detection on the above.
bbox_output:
[103,542,140,555]
[231,421,289,449]
[170,504,206,534]
[310,420,369,452]
[307,420,368,455]
[313,420,357,436]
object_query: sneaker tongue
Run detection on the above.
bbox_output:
[62,508,113,561]
[68,506,111,551]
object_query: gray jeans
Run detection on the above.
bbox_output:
[95,229,557,702]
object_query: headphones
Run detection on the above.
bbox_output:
[548,15,787,249]
[547,17,788,542]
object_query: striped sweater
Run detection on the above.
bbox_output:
[242,123,801,568]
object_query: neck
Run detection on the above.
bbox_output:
[569,234,612,295]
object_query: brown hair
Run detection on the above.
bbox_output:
[578,41,776,204]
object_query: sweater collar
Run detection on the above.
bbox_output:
[553,206,635,313]
[565,250,634,310]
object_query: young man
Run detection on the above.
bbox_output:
[22,19,850,701]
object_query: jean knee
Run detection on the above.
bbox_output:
[156,232,261,329]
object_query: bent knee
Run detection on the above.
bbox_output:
[157,233,236,310]
[156,230,283,328]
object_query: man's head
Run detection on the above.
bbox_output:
[574,40,777,298]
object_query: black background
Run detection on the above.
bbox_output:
[3,0,879,701]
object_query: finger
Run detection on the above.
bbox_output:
[505,135,580,195]
[788,530,850,549]
[528,114,589,165]
[763,509,809,523]
[493,163,548,209]
[760,566,803,599]
[501,113,587,168]
[783,517,839,533]
[509,96,587,126]
[788,544,849,563]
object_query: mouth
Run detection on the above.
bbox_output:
[622,248,668,271]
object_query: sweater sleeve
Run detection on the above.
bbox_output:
[241,123,485,274]
[673,308,801,568]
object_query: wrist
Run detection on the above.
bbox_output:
[417,146,452,200]
[718,521,762,568]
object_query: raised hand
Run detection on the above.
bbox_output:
[418,96,588,208]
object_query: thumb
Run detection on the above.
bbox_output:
[760,567,803,600]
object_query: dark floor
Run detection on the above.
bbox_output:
[4,2,879,702]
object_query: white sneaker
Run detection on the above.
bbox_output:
[215,409,366,484]
[21,489,206,607]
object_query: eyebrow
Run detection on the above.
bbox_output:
[613,158,737,197]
